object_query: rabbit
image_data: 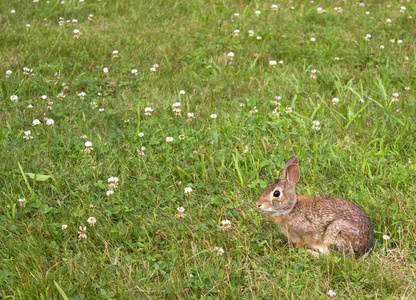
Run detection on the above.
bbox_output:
[256,156,374,259]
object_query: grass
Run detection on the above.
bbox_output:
[1,0,416,298]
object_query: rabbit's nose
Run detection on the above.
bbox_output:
[257,204,262,208]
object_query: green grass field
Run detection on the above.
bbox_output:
[1,0,415,298]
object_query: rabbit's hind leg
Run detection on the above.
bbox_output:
[323,220,361,258]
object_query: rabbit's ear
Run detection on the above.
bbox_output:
[285,156,298,166]
[281,156,300,184]
[285,164,300,184]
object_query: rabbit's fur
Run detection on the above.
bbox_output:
[256,156,374,259]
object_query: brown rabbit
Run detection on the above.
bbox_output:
[256,156,374,259]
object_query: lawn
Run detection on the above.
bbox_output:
[0,0,415,299]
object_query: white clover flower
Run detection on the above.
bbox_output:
[41,95,47,100]
[221,219,232,231]
[179,90,186,95]
[62,224,68,230]
[365,11,370,15]
[5,70,12,77]
[184,187,193,196]
[131,69,138,75]
[234,12,239,16]
[380,45,385,49]
[334,57,340,61]
[144,107,153,116]
[405,87,410,91]
[392,93,399,103]
[248,30,254,36]
[32,119,41,126]
[332,97,340,105]
[359,98,365,103]
[172,102,181,107]
[328,290,336,297]
[365,33,371,41]
[103,67,109,74]
[85,141,92,148]
[239,103,245,107]
[10,9,16,13]
[256,36,262,40]
[386,18,392,23]
[111,50,119,59]
[187,112,195,122]
[278,60,283,64]
[398,40,403,44]
[233,29,240,36]
[73,29,80,38]
[87,217,96,226]
[285,107,292,114]
[390,39,395,43]
[175,207,186,219]
[227,52,234,58]
[317,7,324,13]
[166,137,173,143]
[255,10,261,15]
[271,4,278,10]
[250,107,258,114]
[27,104,33,108]
[383,235,390,240]
[108,177,119,183]
[179,134,185,140]
[311,69,317,73]
[106,190,114,196]
[310,37,316,42]
[312,120,320,131]
[138,132,144,137]
[269,60,277,66]
[272,109,280,117]
[18,198,26,204]
[150,67,156,72]
[46,119,54,125]
[23,130,33,140]
[10,95,18,102]
[98,108,104,112]
[214,246,224,256]
[78,226,87,239]
[210,114,217,119]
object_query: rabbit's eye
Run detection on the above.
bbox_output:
[273,190,281,197]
